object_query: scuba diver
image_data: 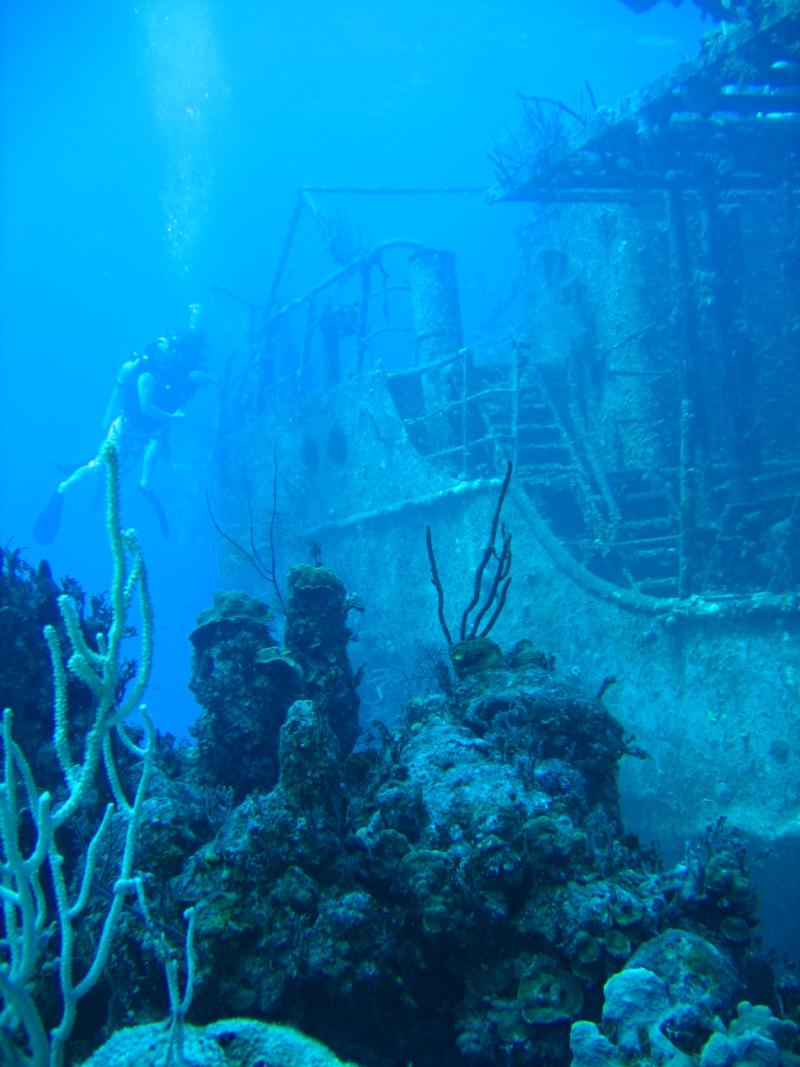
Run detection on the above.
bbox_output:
[34,323,214,544]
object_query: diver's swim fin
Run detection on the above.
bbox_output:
[138,486,170,538]
[33,492,65,545]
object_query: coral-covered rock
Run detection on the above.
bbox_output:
[189,590,303,799]
[78,1018,360,1067]
[628,929,739,1013]
[284,565,361,757]
[570,967,798,1067]
[449,636,503,678]
[278,699,345,828]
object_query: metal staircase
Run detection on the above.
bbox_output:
[386,349,800,603]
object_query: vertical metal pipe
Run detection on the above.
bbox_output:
[407,247,463,365]
[667,187,698,599]
[356,259,373,376]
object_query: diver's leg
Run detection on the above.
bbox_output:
[57,417,123,494]
[36,420,123,543]
[56,457,102,494]
[36,450,102,544]
[139,437,162,491]
[137,436,170,535]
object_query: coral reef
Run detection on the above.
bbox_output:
[134,630,765,1067]
[0,546,134,797]
[570,963,799,1066]
[3,544,798,1067]
[79,1017,359,1067]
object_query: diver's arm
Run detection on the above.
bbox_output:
[188,369,217,387]
[137,372,186,421]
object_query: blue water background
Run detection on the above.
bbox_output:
[0,0,708,736]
